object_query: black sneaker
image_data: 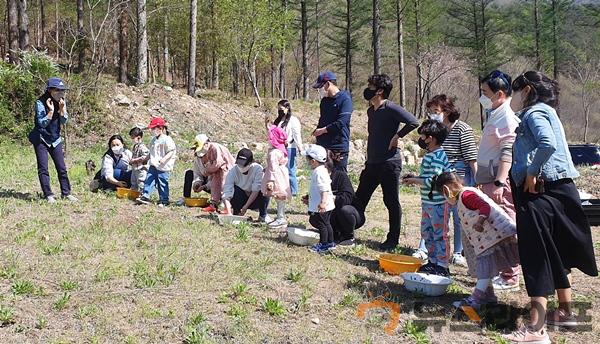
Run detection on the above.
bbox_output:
[418,262,437,274]
[135,196,151,205]
[337,238,356,247]
[378,241,398,251]
[433,265,450,277]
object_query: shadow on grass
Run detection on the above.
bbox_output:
[335,253,381,273]
[0,188,38,201]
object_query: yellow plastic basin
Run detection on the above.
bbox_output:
[184,197,209,207]
[379,254,423,275]
[116,187,140,200]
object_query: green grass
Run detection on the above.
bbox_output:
[11,280,37,296]
[0,306,15,326]
[403,320,430,344]
[263,298,286,317]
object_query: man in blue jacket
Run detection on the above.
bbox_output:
[311,71,353,171]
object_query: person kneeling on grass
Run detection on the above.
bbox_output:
[402,119,452,277]
[431,172,520,310]
[98,134,133,191]
[222,148,271,222]
[301,144,336,254]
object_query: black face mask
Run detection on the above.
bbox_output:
[278,109,286,117]
[417,138,429,150]
[363,88,377,101]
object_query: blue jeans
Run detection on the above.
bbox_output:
[142,166,170,204]
[288,147,298,196]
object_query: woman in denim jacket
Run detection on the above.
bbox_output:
[504,71,597,344]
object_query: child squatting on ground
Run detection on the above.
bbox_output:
[402,119,453,277]
[431,172,520,309]
[129,127,150,192]
[261,125,292,228]
[136,117,177,206]
[302,144,336,254]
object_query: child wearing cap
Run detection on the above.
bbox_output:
[262,125,292,228]
[302,144,336,253]
[190,134,235,212]
[136,117,177,206]
[129,127,150,192]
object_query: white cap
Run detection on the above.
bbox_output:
[302,144,327,163]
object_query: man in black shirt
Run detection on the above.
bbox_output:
[355,74,419,251]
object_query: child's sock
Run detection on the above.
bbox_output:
[276,200,286,220]
[473,279,496,303]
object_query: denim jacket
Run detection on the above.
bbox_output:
[511,102,579,186]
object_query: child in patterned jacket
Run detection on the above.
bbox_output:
[431,171,520,309]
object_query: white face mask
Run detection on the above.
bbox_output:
[111,145,124,155]
[479,95,493,110]
[237,163,251,173]
[318,87,327,99]
[152,128,162,137]
[428,113,443,122]
[510,91,524,113]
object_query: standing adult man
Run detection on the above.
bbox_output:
[355,74,419,251]
[311,71,353,170]
[477,70,521,291]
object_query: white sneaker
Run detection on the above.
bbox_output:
[259,215,273,223]
[175,198,185,206]
[492,275,520,292]
[412,250,428,261]
[451,253,467,267]
[46,195,57,204]
[268,218,288,228]
[63,195,79,202]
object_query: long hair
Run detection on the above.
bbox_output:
[274,99,292,129]
[512,71,560,109]
[428,171,462,200]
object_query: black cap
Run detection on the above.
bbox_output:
[236,148,253,165]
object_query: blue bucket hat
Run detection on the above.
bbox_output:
[46,77,68,90]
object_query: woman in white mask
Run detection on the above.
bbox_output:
[476,70,522,293]
[99,134,133,190]
[413,94,478,267]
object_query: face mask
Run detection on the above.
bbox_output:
[479,95,493,110]
[111,146,124,155]
[428,113,443,122]
[318,87,326,99]
[510,91,524,113]
[363,88,377,101]
[51,91,65,101]
[417,137,429,151]
[443,186,459,205]
[278,109,287,117]
[152,128,162,137]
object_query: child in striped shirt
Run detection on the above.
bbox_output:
[402,119,452,276]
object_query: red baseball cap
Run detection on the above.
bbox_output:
[148,117,166,129]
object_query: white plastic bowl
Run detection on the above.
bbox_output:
[217,215,250,225]
[287,227,320,246]
[401,272,452,296]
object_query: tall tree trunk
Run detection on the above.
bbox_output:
[209,0,217,88]
[534,0,541,70]
[300,0,308,100]
[54,0,58,59]
[315,0,320,73]
[118,0,129,83]
[372,0,381,74]
[396,0,406,107]
[414,0,423,117]
[17,0,29,50]
[39,0,45,47]
[345,0,353,95]
[7,0,19,63]
[232,59,239,96]
[211,52,219,89]
[188,0,197,96]
[278,0,288,98]
[76,0,84,72]
[163,7,171,84]
[552,0,558,80]
[136,0,148,85]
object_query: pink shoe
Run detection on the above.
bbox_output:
[502,325,550,344]
[546,308,578,328]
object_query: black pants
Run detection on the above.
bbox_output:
[331,205,365,241]
[309,211,334,244]
[230,186,269,218]
[354,159,402,244]
[183,169,208,198]
[32,141,71,197]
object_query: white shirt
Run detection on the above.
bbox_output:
[222,163,264,200]
[148,134,177,172]
[308,165,335,213]
[278,115,303,150]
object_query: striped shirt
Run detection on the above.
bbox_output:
[442,121,478,177]
[420,148,452,204]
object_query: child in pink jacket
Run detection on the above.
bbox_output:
[262,125,291,227]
